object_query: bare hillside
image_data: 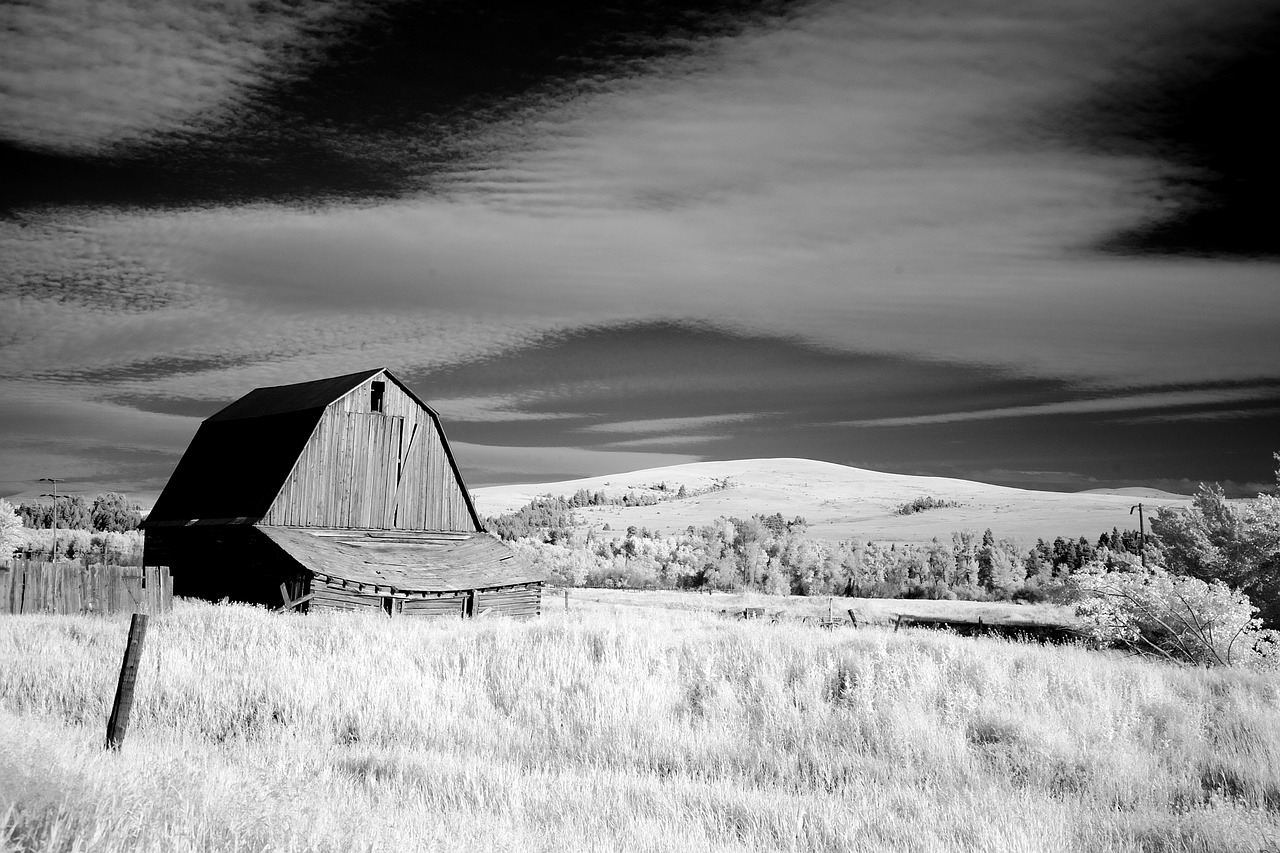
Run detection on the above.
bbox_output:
[471,458,1191,545]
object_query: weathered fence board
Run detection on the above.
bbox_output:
[0,561,172,616]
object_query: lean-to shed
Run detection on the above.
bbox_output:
[142,368,543,617]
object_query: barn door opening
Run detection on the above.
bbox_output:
[382,596,402,617]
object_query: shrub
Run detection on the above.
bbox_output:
[1070,563,1278,667]
[1150,474,1280,627]
[0,499,21,557]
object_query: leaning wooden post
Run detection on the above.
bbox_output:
[564,588,569,611]
[106,613,148,749]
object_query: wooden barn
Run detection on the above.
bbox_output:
[142,368,543,617]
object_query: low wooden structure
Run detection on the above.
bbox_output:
[143,368,543,617]
[0,560,173,616]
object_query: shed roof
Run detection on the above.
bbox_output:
[259,527,544,592]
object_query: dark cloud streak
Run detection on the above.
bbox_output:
[1068,5,1280,257]
[2,0,815,212]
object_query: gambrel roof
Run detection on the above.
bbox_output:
[145,368,482,529]
[208,369,382,422]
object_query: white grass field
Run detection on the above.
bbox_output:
[3,597,1279,852]
[470,458,1193,545]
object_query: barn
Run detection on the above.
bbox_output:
[142,368,543,617]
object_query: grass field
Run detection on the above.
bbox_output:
[2,597,1279,852]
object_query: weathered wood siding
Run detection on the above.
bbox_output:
[306,576,542,619]
[308,576,385,613]
[0,561,173,616]
[401,595,466,618]
[262,372,477,531]
[475,584,542,619]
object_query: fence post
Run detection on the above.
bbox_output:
[106,613,148,750]
[564,588,569,612]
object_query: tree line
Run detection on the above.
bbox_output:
[14,493,143,533]
[1,493,145,563]
[502,511,1150,603]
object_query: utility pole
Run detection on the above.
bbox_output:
[1130,503,1146,568]
[39,478,66,563]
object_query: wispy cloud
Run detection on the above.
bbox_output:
[581,414,759,435]
[429,395,585,424]
[598,434,732,450]
[1122,406,1280,425]
[450,442,702,486]
[836,386,1280,428]
[0,0,366,154]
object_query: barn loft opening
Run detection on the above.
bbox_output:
[370,381,385,413]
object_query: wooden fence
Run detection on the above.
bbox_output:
[0,560,173,616]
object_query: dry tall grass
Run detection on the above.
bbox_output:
[2,600,1278,852]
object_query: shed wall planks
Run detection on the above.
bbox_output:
[401,595,466,618]
[477,586,542,618]
[303,577,540,618]
[262,371,477,531]
[308,578,384,613]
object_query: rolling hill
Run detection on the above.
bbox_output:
[470,458,1191,545]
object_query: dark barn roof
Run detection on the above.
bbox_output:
[147,409,323,524]
[208,369,381,422]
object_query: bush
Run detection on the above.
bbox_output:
[0,499,21,557]
[1070,563,1278,667]
[1150,474,1280,627]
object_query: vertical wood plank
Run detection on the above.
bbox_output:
[0,561,11,615]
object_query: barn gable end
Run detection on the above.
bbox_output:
[260,370,480,531]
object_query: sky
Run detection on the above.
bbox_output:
[2,0,1278,503]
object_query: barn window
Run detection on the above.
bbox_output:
[370,381,385,413]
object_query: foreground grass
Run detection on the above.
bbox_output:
[1,600,1278,852]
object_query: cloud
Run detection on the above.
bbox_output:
[597,434,732,450]
[450,442,702,486]
[581,414,760,434]
[0,385,202,498]
[1121,406,1280,425]
[835,385,1280,428]
[0,0,367,154]
[429,394,585,423]
[162,194,1280,387]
